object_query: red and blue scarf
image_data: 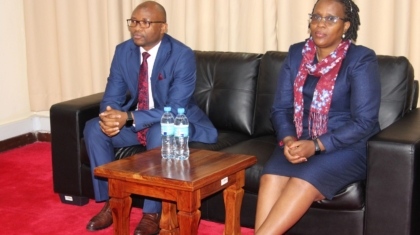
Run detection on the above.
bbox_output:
[294,37,351,138]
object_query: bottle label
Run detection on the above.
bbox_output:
[161,123,174,136]
[174,124,189,137]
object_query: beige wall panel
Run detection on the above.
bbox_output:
[0,0,31,123]
[409,0,420,81]
[11,0,420,113]
[277,0,317,51]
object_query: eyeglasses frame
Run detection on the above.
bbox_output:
[308,13,346,26]
[126,19,166,28]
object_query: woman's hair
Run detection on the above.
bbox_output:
[312,0,361,41]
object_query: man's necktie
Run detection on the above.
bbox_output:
[137,52,150,145]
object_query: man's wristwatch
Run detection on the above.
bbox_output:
[313,138,321,155]
[125,112,133,127]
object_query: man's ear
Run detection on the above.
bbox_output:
[161,23,168,34]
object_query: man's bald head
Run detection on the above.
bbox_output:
[133,1,166,22]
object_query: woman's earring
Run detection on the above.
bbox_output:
[342,33,346,39]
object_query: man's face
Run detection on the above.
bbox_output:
[129,6,167,50]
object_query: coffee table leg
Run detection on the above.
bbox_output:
[159,200,179,234]
[176,191,201,235]
[223,170,245,235]
[109,179,132,235]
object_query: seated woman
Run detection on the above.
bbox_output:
[255,0,381,234]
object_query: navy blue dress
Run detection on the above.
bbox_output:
[262,42,381,200]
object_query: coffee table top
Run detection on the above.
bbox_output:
[94,148,257,191]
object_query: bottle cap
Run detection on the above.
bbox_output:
[164,107,171,112]
[177,108,185,114]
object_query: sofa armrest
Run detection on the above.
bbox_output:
[366,108,420,235]
[50,92,103,196]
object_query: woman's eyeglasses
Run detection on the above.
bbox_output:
[308,13,345,27]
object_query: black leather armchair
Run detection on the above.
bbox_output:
[51,51,420,235]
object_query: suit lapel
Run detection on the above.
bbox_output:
[125,35,171,107]
[151,34,171,92]
[127,40,140,102]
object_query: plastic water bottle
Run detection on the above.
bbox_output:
[161,107,175,159]
[174,108,189,160]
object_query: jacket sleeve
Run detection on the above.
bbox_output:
[271,45,299,143]
[100,44,130,113]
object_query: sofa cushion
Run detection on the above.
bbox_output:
[311,181,365,210]
[252,51,288,137]
[189,130,251,151]
[80,139,146,167]
[220,135,277,193]
[194,51,262,136]
[377,55,414,129]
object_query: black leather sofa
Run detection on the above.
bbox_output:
[51,50,420,235]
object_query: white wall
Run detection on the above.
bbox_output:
[0,0,49,141]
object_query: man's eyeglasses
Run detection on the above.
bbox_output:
[126,19,166,28]
[308,14,345,27]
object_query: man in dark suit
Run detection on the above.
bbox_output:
[83,1,217,234]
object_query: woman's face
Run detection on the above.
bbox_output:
[310,0,350,53]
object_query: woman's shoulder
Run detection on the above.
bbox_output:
[289,41,306,52]
[343,44,379,76]
[347,43,377,58]
[285,41,307,59]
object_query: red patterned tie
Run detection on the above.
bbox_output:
[137,52,150,145]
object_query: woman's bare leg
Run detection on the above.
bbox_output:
[255,177,325,235]
[255,174,290,231]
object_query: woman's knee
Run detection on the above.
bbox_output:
[259,174,288,187]
[289,178,325,201]
[259,174,273,185]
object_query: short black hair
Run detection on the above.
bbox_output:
[312,0,360,41]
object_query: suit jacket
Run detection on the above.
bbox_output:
[271,41,381,153]
[100,34,217,143]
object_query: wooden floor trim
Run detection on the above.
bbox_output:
[0,132,51,153]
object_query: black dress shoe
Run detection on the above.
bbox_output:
[134,213,160,235]
[86,202,113,231]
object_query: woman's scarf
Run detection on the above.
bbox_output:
[294,37,351,139]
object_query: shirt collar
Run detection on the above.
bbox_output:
[140,41,162,58]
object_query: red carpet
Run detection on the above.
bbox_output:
[0,142,254,235]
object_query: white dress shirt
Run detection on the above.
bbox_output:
[140,41,161,110]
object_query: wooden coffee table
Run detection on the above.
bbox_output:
[94,148,257,235]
